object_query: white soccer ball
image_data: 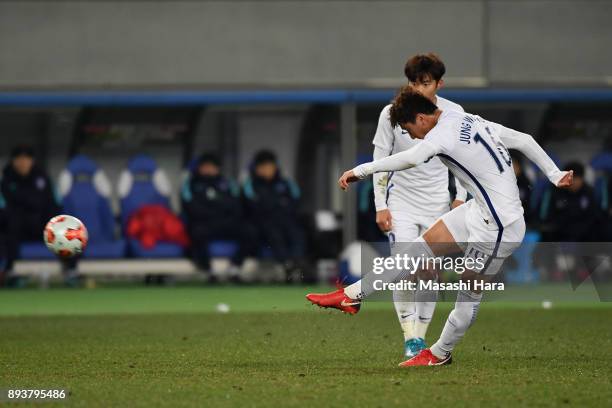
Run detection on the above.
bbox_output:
[44,215,88,258]
[215,303,230,313]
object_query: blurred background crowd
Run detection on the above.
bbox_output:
[0,144,309,286]
[0,1,610,288]
[2,122,612,288]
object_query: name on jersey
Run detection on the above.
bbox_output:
[459,115,475,144]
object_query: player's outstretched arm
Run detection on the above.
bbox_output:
[338,142,440,191]
[338,170,360,190]
[556,170,574,188]
[499,126,572,188]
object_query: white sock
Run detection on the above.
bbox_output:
[401,321,415,340]
[344,280,363,300]
[430,289,482,359]
[393,288,416,340]
[413,320,429,340]
[345,237,434,300]
[414,277,439,340]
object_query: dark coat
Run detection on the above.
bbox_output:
[242,170,300,222]
[1,163,60,232]
[544,183,602,241]
[182,174,242,229]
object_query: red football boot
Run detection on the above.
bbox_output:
[306,288,361,314]
[398,349,452,367]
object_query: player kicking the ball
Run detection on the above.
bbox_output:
[372,53,467,358]
[307,86,573,367]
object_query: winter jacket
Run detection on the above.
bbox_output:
[182,174,242,227]
[1,163,60,226]
[126,205,190,248]
[242,170,300,222]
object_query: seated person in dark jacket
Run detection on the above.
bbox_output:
[1,145,61,274]
[182,153,255,271]
[541,161,602,242]
[243,150,305,268]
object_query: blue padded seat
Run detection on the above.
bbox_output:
[57,154,126,258]
[118,154,183,258]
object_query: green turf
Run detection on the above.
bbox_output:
[1,286,611,407]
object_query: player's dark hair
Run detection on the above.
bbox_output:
[197,152,220,167]
[404,53,446,83]
[389,86,439,127]
[253,150,277,166]
[564,161,584,178]
[11,144,35,159]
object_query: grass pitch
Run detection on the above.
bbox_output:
[1,286,611,407]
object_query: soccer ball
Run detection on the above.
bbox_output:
[44,215,88,258]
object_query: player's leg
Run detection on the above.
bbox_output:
[399,270,485,367]
[306,205,468,312]
[406,206,471,355]
[348,204,469,300]
[387,215,421,355]
[402,215,526,366]
[413,218,440,344]
[428,271,486,362]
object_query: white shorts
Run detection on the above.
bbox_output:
[439,200,526,275]
[388,210,440,244]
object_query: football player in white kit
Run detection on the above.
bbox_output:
[307,86,573,367]
[373,54,467,358]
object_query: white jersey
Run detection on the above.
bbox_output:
[355,109,565,231]
[372,96,465,217]
[424,110,522,227]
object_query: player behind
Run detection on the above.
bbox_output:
[307,87,573,366]
[373,53,467,358]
